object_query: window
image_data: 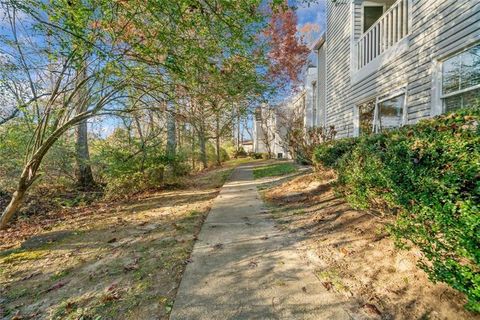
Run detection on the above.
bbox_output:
[441,44,480,112]
[357,90,406,136]
[359,99,376,135]
[363,5,384,32]
[376,95,405,132]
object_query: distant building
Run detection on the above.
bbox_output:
[240,140,253,153]
[252,104,291,159]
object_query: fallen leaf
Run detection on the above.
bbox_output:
[248,260,258,268]
[322,281,333,291]
[362,303,382,315]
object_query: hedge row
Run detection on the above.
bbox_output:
[313,108,480,312]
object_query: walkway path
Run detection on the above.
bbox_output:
[170,163,352,320]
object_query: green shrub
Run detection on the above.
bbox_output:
[317,108,480,312]
[233,147,248,158]
[206,143,229,164]
[248,152,264,159]
[91,129,189,198]
[313,138,358,168]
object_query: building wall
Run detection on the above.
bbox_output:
[324,0,480,137]
[317,42,327,126]
[252,106,291,158]
[325,1,354,137]
[303,67,318,128]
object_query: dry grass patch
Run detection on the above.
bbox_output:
[0,166,235,320]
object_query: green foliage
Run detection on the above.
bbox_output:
[289,126,337,165]
[233,147,248,158]
[314,108,480,312]
[205,142,230,165]
[248,152,263,159]
[313,138,358,169]
[222,141,238,158]
[253,163,297,179]
[91,129,189,198]
[0,120,75,191]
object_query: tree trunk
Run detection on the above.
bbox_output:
[236,112,241,155]
[0,188,26,229]
[191,130,196,170]
[215,114,221,166]
[166,110,176,157]
[74,64,94,190]
[75,119,95,189]
[198,131,207,170]
[215,135,221,166]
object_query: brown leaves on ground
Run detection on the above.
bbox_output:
[261,171,477,320]
[0,166,234,320]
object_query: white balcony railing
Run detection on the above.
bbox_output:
[356,0,411,70]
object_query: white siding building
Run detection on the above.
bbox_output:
[310,0,480,137]
[303,66,319,128]
[252,105,291,158]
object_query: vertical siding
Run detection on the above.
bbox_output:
[318,45,327,126]
[324,0,480,136]
[304,67,318,128]
[325,1,353,137]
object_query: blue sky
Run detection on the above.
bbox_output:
[294,0,327,47]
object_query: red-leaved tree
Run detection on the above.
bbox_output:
[264,2,310,87]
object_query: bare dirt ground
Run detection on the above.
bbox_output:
[260,169,479,320]
[0,165,237,320]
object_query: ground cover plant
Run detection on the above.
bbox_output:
[313,108,480,312]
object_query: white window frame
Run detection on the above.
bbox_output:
[431,40,480,116]
[353,87,408,137]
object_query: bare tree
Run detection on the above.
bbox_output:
[0,4,129,228]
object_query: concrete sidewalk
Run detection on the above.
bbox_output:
[169,163,351,320]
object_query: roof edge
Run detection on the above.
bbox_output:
[312,33,326,50]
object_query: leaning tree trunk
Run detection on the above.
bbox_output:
[1,110,94,229]
[0,156,42,229]
[0,187,26,229]
[75,119,95,190]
